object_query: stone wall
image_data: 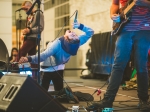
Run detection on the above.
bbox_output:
[0,0,12,55]
[70,0,112,34]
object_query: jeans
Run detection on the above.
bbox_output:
[105,30,150,101]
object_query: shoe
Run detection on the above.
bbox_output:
[86,97,113,111]
[64,86,79,103]
[138,100,150,111]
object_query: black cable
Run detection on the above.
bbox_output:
[118,100,137,107]
[50,63,109,105]
[41,10,78,87]
[38,10,79,104]
[117,99,138,108]
[42,9,112,107]
[85,80,108,106]
[107,98,139,110]
[48,10,78,88]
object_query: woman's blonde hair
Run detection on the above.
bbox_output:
[21,1,32,7]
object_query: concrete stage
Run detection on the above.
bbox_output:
[48,76,150,112]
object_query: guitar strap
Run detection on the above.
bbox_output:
[124,0,134,17]
[124,0,133,9]
[127,0,133,5]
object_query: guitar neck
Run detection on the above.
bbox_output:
[124,1,136,15]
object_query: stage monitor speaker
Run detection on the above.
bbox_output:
[0,72,4,79]
[0,38,9,70]
[0,73,67,112]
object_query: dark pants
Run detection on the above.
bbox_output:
[41,70,64,91]
[17,39,37,61]
[106,30,150,101]
[17,39,37,79]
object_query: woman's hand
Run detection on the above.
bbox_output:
[111,14,120,23]
[10,56,17,63]
[22,28,30,35]
[73,21,80,29]
[19,57,28,64]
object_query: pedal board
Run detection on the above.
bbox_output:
[67,106,113,112]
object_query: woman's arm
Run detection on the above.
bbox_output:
[78,24,94,46]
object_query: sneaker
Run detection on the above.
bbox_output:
[138,100,150,111]
[64,86,79,103]
[86,97,113,111]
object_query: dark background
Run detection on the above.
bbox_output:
[89,32,133,82]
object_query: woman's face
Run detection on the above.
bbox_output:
[64,30,79,42]
[12,50,18,56]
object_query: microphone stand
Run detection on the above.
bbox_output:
[15,12,17,49]
[26,0,41,84]
[18,11,22,57]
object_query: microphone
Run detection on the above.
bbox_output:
[74,10,78,23]
[15,8,27,12]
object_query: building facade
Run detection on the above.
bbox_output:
[10,0,112,76]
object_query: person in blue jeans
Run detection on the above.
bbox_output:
[87,0,150,111]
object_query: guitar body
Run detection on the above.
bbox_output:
[111,17,131,36]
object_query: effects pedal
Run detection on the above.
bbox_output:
[72,106,79,112]
[67,106,88,112]
[102,108,113,112]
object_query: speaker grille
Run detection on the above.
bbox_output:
[3,85,20,101]
[0,83,6,93]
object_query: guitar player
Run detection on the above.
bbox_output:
[16,1,44,79]
[17,1,44,62]
[87,0,150,111]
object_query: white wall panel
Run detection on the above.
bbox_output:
[44,8,55,49]
[0,0,12,55]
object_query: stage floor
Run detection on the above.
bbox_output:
[48,76,150,112]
